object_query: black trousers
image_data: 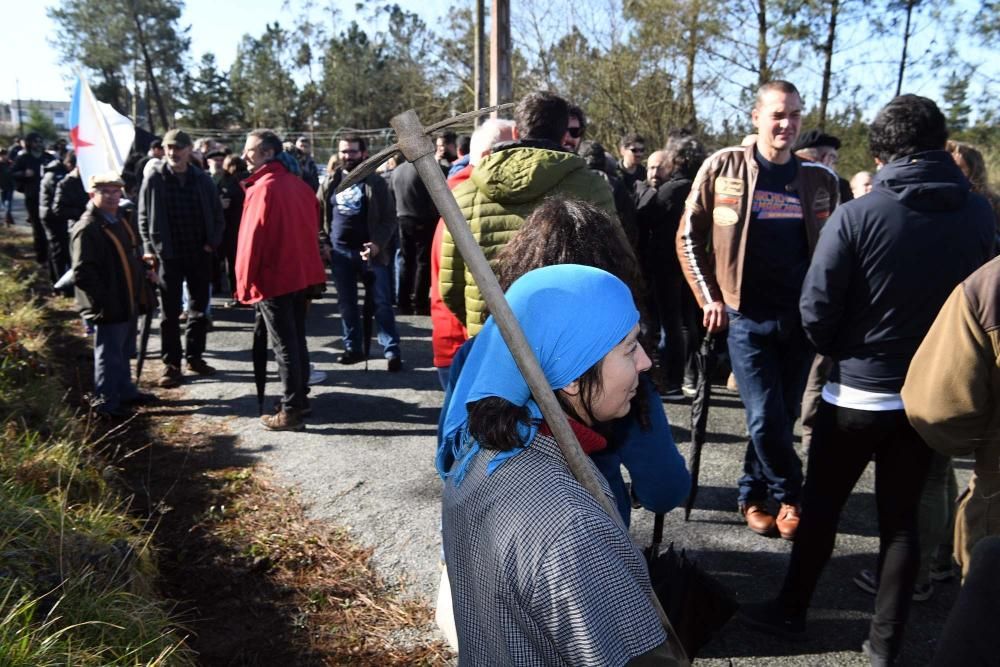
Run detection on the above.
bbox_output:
[651,265,700,388]
[779,401,932,660]
[41,214,70,287]
[25,191,47,265]
[158,252,212,366]
[257,290,309,411]
[397,215,435,311]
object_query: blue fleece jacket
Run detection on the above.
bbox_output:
[800,150,995,394]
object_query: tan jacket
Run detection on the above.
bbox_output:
[675,144,840,309]
[903,255,1000,576]
[902,255,1000,475]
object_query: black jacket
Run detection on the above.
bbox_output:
[800,150,996,393]
[634,173,692,274]
[53,171,89,224]
[71,204,148,324]
[391,160,439,223]
[40,159,69,223]
[12,150,48,195]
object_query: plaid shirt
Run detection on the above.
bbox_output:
[442,433,666,666]
[162,167,206,258]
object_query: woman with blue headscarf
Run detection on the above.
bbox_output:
[440,264,676,666]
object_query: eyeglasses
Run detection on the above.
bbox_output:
[566,126,584,139]
[626,146,645,154]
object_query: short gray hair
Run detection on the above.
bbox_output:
[470,119,516,166]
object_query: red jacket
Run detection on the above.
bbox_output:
[235,160,326,303]
[431,164,473,366]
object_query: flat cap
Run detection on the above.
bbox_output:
[793,129,841,151]
[89,171,125,189]
[163,129,192,148]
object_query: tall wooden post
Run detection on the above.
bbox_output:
[474,0,487,125]
[490,0,512,117]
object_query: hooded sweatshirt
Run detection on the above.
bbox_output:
[800,150,995,395]
[438,140,617,335]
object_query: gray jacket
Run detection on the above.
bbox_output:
[137,161,224,259]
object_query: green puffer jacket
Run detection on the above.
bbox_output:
[440,145,616,336]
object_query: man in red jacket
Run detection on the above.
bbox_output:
[236,129,327,431]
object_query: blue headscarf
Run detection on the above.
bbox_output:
[437,264,639,484]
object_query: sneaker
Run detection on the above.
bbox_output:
[308,364,327,385]
[339,350,365,365]
[727,372,739,392]
[776,503,801,540]
[681,383,698,398]
[158,365,182,388]
[260,409,304,431]
[739,502,776,536]
[387,356,402,372]
[853,569,935,601]
[739,600,805,637]
[862,639,893,666]
[186,358,216,375]
[853,569,879,595]
[662,386,685,401]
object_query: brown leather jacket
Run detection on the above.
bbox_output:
[676,144,840,310]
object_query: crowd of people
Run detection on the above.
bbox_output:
[2,80,999,665]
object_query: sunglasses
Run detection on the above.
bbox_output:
[566,126,584,139]
[627,146,645,154]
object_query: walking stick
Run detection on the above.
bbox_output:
[339,107,689,665]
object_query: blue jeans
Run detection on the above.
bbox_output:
[330,244,400,358]
[93,319,139,411]
[726,307,813,506]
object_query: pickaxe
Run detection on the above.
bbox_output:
[339,107,688,665]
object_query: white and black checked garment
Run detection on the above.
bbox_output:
[442,433,666,666]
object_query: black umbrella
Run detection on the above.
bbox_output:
[134,275,160,385]
[361,260,376,372]
[684,333,717,520]
[135,307,154,384]
[644,514,739,659]
[252,307,269,415]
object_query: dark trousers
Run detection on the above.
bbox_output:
[93,319,139,411]
[930,536,1000,666]
[41,215,70,286]
[25,191,47,264]
[397,215,435,311]
[257,290,309,411]
[779,401,933,660]
[158,252,211,366]
[726,307,814,505]
[652,266,700,389]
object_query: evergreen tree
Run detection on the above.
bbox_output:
[942,70,972,132]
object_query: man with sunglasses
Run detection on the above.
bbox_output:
[562,105,586,153]
[617,133,647,191]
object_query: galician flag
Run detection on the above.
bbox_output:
[69,76,135,192]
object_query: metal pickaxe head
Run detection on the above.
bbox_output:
[335,103,513,193]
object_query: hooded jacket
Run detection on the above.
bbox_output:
[439,141,617,335]
[800,150,996,394]
[235,159,326,303]
[53,170,88,224]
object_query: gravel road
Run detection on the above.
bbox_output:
[151,281,963,666]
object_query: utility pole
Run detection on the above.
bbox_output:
[490,0,512,117]
[474,0,487,125]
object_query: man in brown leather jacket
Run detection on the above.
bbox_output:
[676,80,839,539]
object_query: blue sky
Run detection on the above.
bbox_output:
[3,0,993,126]
[2,0,452,102]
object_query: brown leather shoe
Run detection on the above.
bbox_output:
[776,503,801,540]
[740,502,776,536]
